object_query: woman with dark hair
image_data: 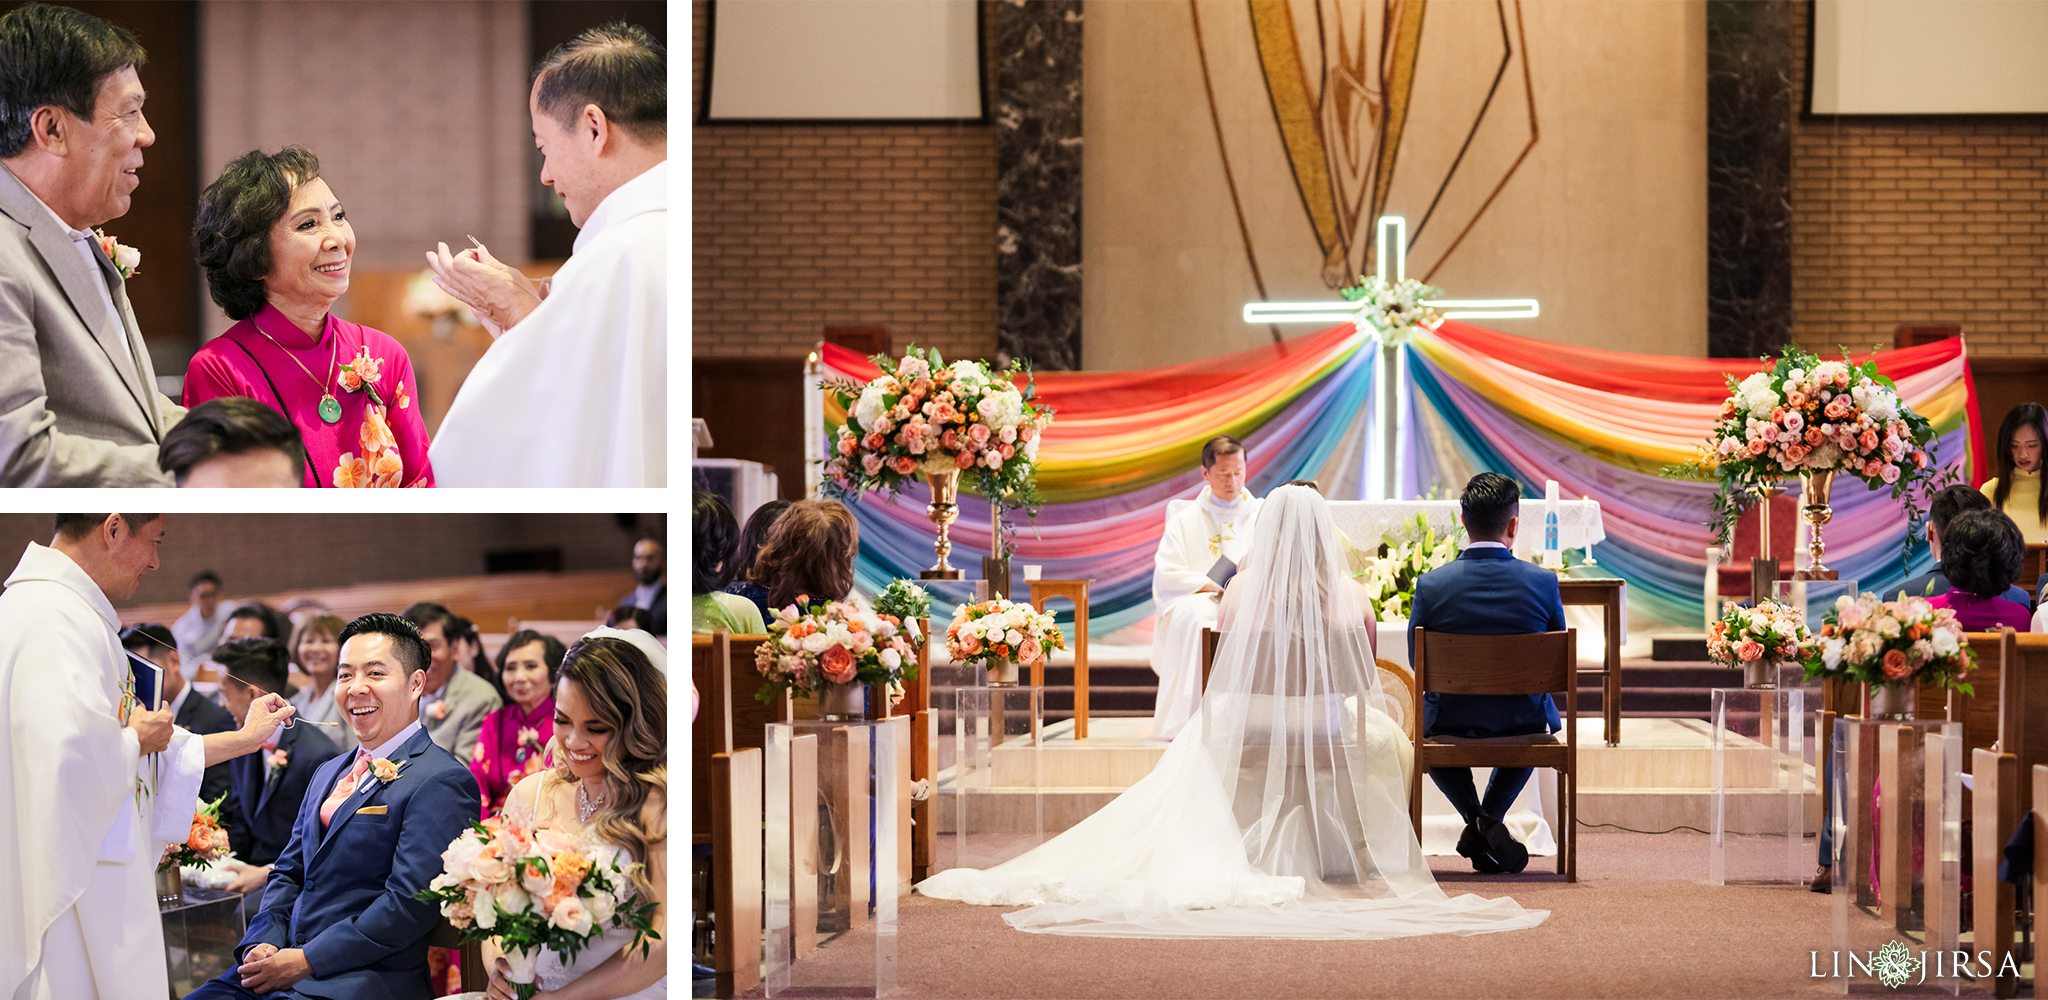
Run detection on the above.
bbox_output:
[182,145,432,487]
[1983,403,2047,544]
[286,613,354,752]
[750,498,860,613]
[485,636,666,998]
[1929,509,2032,630]
[723,498,791,619]
[469,629,569,815]
[692,491,764,633]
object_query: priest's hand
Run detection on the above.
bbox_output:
[128,705,173,755]
[202,694,295,766]
[238,944,312,992]
[427,241,541,337]
[1196,582,1223,596]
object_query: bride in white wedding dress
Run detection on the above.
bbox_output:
[917,485,1548,938]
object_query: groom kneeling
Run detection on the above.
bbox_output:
[189,613,481,999]
[1409,472,1565,874]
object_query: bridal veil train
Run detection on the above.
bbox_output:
[917,485,1548,938]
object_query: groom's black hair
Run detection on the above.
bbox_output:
[0,3,146,158]
[1460,472,1524,540]
[337,613,431,676]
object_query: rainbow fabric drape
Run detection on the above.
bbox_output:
[821,324,1979,640]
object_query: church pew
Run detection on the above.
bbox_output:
[708,748,763,997]
[1994,632,2048,819]
[2020,543,2046,601]
[118,570,635,634]
[1948,631,2012,756]
[1971,747,2020,998]
[906,621,937,882]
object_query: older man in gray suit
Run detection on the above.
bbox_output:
[0,4,183,486]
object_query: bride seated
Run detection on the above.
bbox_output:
[479,633,667,999]
[917,484,1546,938]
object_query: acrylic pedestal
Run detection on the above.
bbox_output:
[1830,716,1961,995]
[947,685,1044,873]
[765,719,904,998]
[1710,687,1807,885]
[161,886,245,996]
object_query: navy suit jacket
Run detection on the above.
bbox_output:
[1409,546,1568,738]
[232,725,481,1000]
[223,719,342,867]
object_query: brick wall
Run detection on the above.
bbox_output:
[1788,3,2048,357]
[690,0,999,362]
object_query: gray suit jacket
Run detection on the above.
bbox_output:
[0,165,182,486]
[422,666,504,763]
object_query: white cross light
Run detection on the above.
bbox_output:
[1240,216,1539,325]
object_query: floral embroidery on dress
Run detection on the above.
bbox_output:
[334,404,405,488]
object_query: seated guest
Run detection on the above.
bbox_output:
[174,569,238,665]
[444,613,505,702]
[750,497,860,615]
[724,499,791,621]
[469,630,566,815]
[211,638,342,894]
[287,614,355,752]
[224,602,290,644]
[1927,509,2032,631]
[401,601,503,761]
[607,604,656,632]
[121,623,235,806]
[1410,472,1565,875]
[693,491,765,632]
[1983,403,2047,544]
[1150,435,1261,740]
[185,145,433,487]
[1897,484,2033,605]
[621,530,668,636]
[159,398,307,487]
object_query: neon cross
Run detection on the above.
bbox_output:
[1240,216,1539,325]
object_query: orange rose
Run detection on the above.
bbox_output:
[820,644,857,684]
[1881,648,1910,680]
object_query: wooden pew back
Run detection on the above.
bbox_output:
[1999,633,2048,817]
[1949,630,2012,754]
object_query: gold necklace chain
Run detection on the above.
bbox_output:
[252,319,341,422]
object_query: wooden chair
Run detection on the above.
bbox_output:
[904,621,937,882]
[1409,628,1578,882]
[1375,658,1417,741]
[1199,626,1222,692]
[427,919,486,991]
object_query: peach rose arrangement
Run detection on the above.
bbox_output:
[753,599,918,702]
[158,793,231,873]
[823,346,1053,511]
[414,817,658,999]
[1707,599,1810,670]
[1800,592,1974,695]
[946,599,1065,676]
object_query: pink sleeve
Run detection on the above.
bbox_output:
[181,346,248,408]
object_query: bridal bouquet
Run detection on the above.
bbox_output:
[1672,346,1950,544]
[1352,513,1461,621]
[753,600,918,701]
[822,346,1053,506]
[416,818,659,999]
[1707,599,1810,669]
[946,599,1065,671]
[1800,592,1974,693]
[1340,275,1442,347]
[158,793,231,873]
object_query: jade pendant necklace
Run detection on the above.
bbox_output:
[255,322,342,424]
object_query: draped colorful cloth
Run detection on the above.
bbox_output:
[822,323,1979,640]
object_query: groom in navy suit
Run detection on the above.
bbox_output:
[189,613,480,1000]
[1410,472,1566,874]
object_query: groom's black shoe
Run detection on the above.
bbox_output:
[1477,815,1530,874]
[1457,819,1507,873]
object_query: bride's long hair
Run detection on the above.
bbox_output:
[550,636,666,897]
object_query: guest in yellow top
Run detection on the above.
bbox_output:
[1982,402,2047,544]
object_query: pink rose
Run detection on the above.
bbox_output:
[954,450,976,469]
[862,453,883,475]
[1838,603,1868,631]
[1862,459,1883,478]
[968,423,991,444]
[838,435,856,456]
[1835,370,1849,386]
[940,430,960,450]
[1017,638,1041,664]
[1881,648,1910,681]
[1881,463,1900,484]
[820,645,857,684]
[1758,423,1778,442]
[1000,443,1015,459]
[1785,390,1807,409]
[1736,639,1764,662]
[1826,397,1852,420]
[1781,410,1804,435]
[1804,427,1824,446]
[1746,439,1768,457]
[959,633,982,655]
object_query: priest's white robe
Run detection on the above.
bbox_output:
[430,162,667,487]
[1148,488,1262,739]
[0,542,204,1000]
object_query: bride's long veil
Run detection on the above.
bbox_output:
[916,485,1547,938]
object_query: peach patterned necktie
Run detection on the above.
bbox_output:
[320,752,372,827]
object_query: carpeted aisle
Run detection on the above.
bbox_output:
[739,831,1998,999]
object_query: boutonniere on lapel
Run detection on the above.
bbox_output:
[370,757,407,784]
[339,345,386,407]
[266,748,290,783]
[91,229,140,279]
[428,701,449,722]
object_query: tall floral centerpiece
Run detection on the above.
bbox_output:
[1672,347,1950,577]
[1801,593,1973,719]
[824,347,1054,579]
[755,600,919,720]
[1707,599,1811,689]
[1351,513,1462,621]
[946,599,1065,687]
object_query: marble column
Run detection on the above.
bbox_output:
[1706,0,1793,358]
[994,0,1081,370]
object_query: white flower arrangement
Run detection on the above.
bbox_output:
[1353,514,1461,621]
[1340,275,1443,347]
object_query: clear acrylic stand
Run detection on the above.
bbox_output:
[946,684,1044,873]
[1710,686,1807,885]
[765,718,903,998]
[1830,717,1961,995]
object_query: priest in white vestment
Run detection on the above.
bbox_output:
[1149,436,1261,739]
[0,515,295,1000]
[426,23,666,488]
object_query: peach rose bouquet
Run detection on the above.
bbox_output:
[1707,599,1810,669]
[753,599,918,702]
[158,793,231,873]
[414,817,658,999]
[946,599,1065,676]
[1800,592,1974,694]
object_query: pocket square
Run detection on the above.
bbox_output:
[355,805,388,815]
